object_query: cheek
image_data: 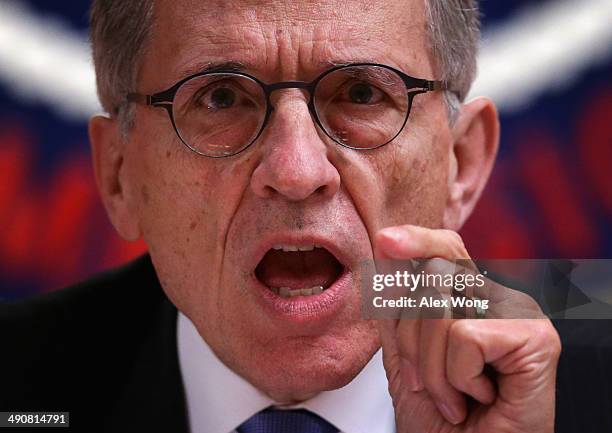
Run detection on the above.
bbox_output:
[136,170,220,315]
[379,127,451,228]
[123,132,252,318]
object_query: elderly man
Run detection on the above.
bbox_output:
[2,0,611,432]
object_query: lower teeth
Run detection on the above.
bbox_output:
[273,285,324,297]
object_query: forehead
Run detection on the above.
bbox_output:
[142,0,433,87]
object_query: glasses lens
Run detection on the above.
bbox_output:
[173,73,266,157]
[314,65,410,149]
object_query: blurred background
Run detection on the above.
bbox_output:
[0,0,610,299]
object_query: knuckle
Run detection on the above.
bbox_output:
[442,229,462,244]
[443,230,465,249]
[542,323,562,357]
[515,291,543,315]
[492,286,543,319]
[449,319,481,344]
[529,320,562,358]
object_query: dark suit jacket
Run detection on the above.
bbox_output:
[1,255,611,432]
[0,255,187,432]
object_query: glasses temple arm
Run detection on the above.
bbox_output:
[419,80,461,99]
[425,80,448,91]
[126,92,152,105]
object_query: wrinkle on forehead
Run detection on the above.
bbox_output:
[143,0,431,87]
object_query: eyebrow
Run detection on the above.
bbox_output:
[326,58,412,75]
[177,60,247,80]
[178,59,349,79]
[175,58,409,82]
[326,57,399,67]
[326,58,376,67]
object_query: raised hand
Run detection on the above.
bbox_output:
[374,225,561,433]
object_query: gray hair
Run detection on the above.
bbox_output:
[425,0,481,122]
[90,0,154,133]
[89,0,480,134]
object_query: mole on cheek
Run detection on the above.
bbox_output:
[190,221,198,231]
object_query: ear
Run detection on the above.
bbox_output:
[89,115,142,241]
[443,97,499,231]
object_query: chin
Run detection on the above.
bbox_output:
[243,325,381,402]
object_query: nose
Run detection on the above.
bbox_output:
[250,93,340,202]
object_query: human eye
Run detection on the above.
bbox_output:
[336,80,387,105]
[191,79,255,110]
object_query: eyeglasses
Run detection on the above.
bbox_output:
[127,62,447,158]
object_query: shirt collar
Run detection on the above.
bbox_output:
[177,312,395,433]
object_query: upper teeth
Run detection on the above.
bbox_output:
[272,244,323,252]
[273,286,324,297]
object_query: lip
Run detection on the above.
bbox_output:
[249,268,353,324]
[248,233,355,324]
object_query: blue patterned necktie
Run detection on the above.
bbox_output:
[237,408,339,433]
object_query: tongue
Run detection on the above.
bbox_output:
[255,248,342,290]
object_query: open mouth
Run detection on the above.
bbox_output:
[255,244,344,298]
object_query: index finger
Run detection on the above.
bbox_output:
[374,225,471,261]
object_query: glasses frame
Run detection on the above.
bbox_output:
[127,62,448,158]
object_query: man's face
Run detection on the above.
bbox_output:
[124,0,452,400]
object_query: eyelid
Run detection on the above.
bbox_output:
[182,75,240,92]
[343,69,400,87]
[200,77,250,92]
[189,77,262,111]
[183,75,255,102]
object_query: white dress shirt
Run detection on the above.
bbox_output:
[177,312,396,433]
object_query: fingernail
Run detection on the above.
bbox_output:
[401,358,423,392]
[380,227,404,243]
[437,401,462,425]
[379,229,410,258]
